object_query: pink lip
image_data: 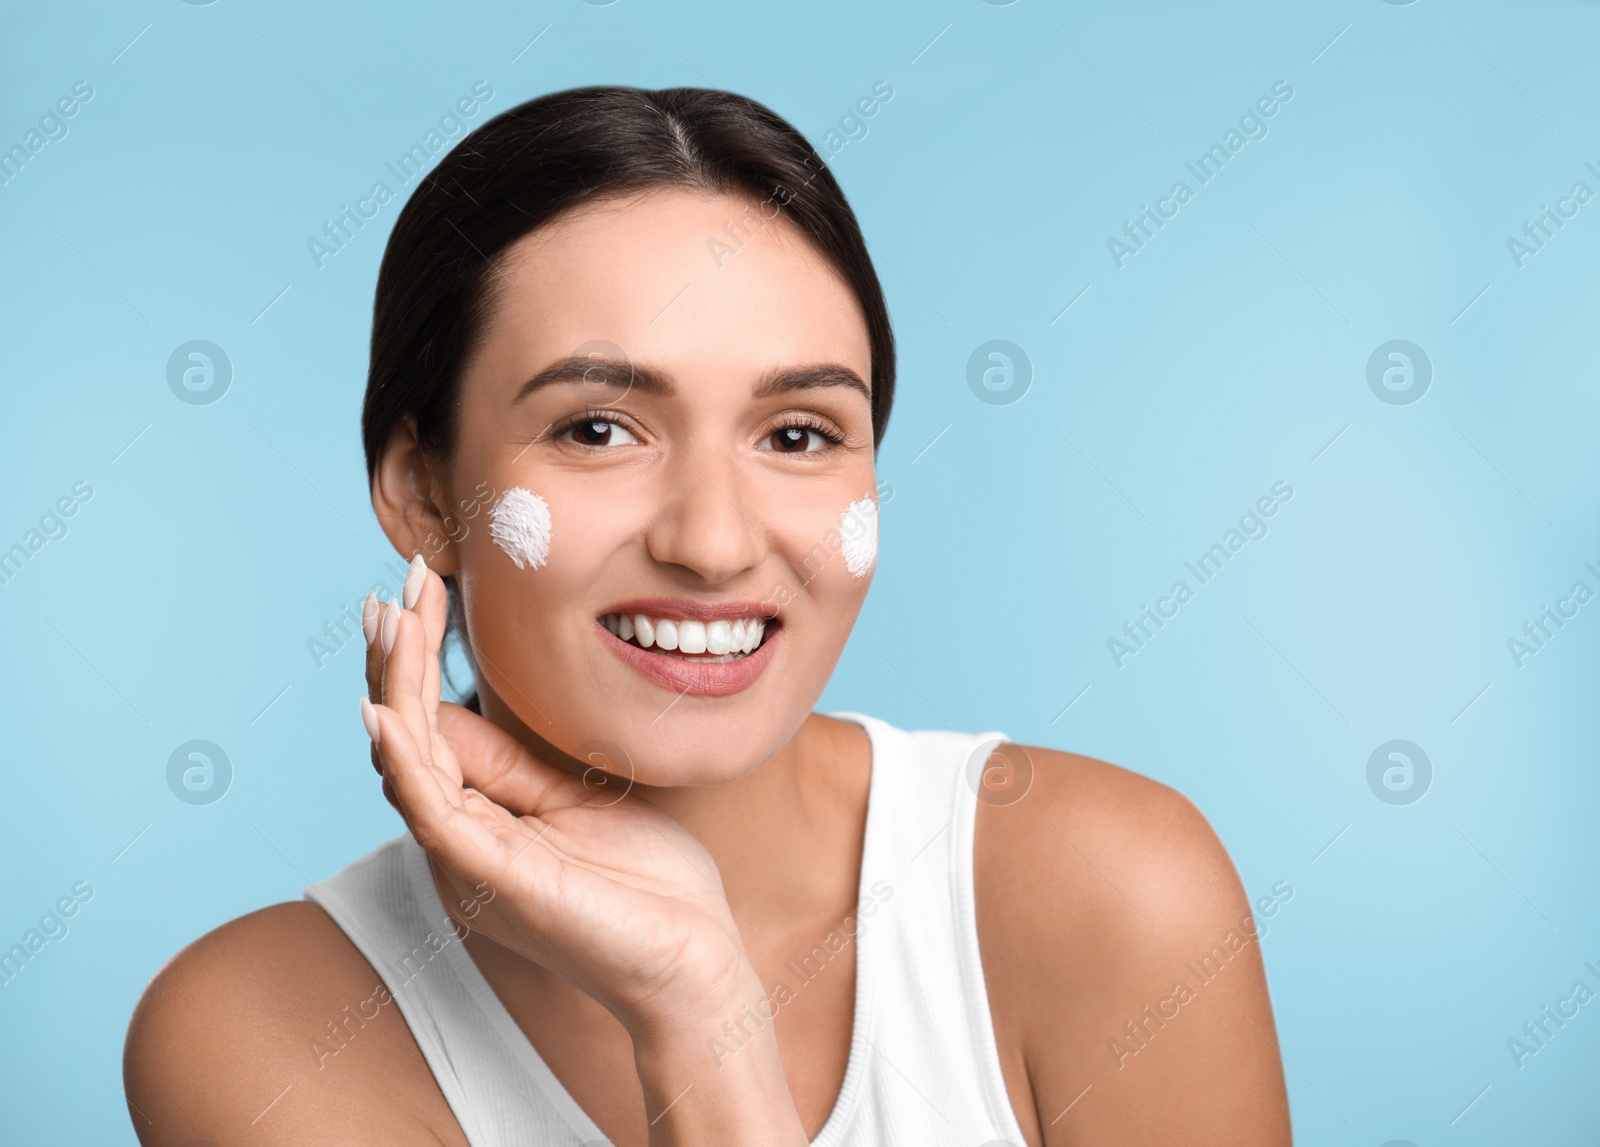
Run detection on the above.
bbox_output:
[597,619,782,697]
[598,597,780,624]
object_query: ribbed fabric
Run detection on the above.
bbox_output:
[303,711,1030,1146]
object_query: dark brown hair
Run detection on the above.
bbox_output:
[359,85,897,708]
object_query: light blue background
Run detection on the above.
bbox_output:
[2,0,1597,1142]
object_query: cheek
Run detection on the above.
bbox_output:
[462,483,636,678]
[483,481,643,586]
[488,487,552,569]
[778,494,879,599]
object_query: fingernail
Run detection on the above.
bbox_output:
[403,553,427,610]
[360,695,381,745]
[381,598,401,655]
[361,590,380,646]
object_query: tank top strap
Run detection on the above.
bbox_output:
[304,835,603,1144]
[820,712,1028,1146]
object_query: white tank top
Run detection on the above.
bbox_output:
[303,710,1029,1146]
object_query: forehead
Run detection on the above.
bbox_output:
[480,187,872,388]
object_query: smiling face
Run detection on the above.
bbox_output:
[403,187,879,785]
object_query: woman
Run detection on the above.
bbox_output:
[124,86,1292,1146]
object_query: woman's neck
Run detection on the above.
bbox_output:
[465,689,874,955]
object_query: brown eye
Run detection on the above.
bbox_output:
[769,426,813,453]
[761,422,840,453]
[560,417,638,448]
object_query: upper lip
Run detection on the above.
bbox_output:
[597,598,781,623]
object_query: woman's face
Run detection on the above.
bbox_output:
[435,188,878,786]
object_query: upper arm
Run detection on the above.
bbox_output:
[976,746,1292,1147]
[123,901,464,1146]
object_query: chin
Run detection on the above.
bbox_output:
[477,600,847,788]
[563,687,814,791]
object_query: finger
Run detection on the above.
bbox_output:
[363,692,409,808]
[406,562,463,786]
[381,596,446,783]
[403,558,449,719]
[361,588,383,695]
[379,708,546,899]
[370,699,499,868]
[380,774,418,826]
[384,560,458,784]
[362,590,384,774]
[437,703,623,816]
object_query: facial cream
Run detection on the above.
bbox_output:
[840,496,878,577]
[489,487,552,570]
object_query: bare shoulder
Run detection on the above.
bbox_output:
[124,900,464,1146]
[978,745,1243,927]
[974,744,1291,1147]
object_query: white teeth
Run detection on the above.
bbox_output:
[677,619,707,654]
[600,612,770,657]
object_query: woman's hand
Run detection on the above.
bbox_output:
[356,556,753,1040]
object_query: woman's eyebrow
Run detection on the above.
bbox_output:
[511,359,870,404]
[752,363,871,403]
[511,357,670,404]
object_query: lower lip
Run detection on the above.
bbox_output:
[599,622,781,697]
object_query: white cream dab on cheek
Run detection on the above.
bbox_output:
[488,487,553,570]
[840,496,878,577]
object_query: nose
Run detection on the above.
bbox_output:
[643,445,766,585]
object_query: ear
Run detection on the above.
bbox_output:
[371,416,462,575]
